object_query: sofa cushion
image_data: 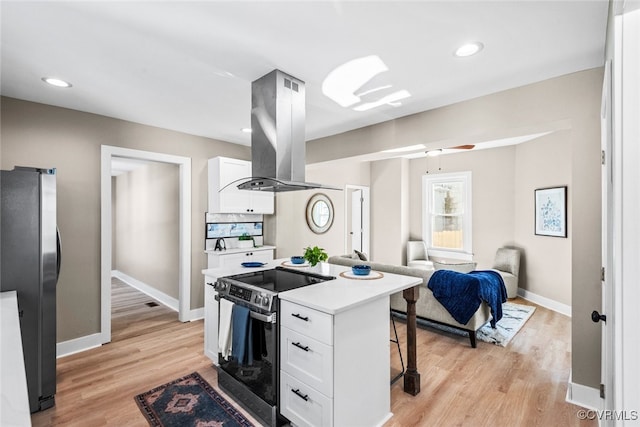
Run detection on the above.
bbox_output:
[433,261,477,273]
[408,260,434,270]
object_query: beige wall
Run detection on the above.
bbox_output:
[370,158,410,265]
[514,132,572,305]
[406,136,573,307]
[266,159,370,259]
[113,162,179,299]
[409,146,517,270]
[0,97,249,342]
[305,68,603,389]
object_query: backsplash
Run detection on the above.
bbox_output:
[204,212,265,250]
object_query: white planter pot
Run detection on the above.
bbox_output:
[237,240,254,249]
[310,261,330,275]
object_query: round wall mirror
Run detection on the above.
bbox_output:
[306,193,334,234]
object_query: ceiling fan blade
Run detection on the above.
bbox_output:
[451,144,475,150]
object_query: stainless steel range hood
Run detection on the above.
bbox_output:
[237,70,339,192]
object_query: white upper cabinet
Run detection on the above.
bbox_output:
[208,157,274,214]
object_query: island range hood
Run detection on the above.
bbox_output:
[237,69,339,192]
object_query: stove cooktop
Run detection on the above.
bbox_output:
[224,266,334,293]
[214,267,335,312]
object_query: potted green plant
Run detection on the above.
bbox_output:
[237,233,254,249]
[303,245,328,267]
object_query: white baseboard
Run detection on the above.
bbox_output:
[57,333,103,358]
[566,375,603,411]
[517,288,572,317]
[188,308,204,321]
[111,270,179,312]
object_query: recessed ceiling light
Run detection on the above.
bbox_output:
[42,77,72,88]
[241,128,252,133]
[454,42,484,58]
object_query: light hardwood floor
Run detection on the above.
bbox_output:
[32,281,595,427]
[388,298,596,427]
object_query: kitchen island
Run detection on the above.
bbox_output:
[202,259,422,427]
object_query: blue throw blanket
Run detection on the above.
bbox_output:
[231,305,253,365]
[427,270,507,328]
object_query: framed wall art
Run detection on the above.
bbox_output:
[534,186,567,237]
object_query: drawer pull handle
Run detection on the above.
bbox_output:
[292,388,309,402]
[292,342,310,352]
[291,313,309,322]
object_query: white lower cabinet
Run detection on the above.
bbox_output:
[207,247,274,269]
[279,298,391,427]
[280,371,333,427]
[280,326,333,396]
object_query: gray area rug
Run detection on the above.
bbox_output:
[398,302,536,347]
[475,302,536,346]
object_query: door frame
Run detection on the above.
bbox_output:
[100,145,192,344]
[612,6,640,416]
[344,185,370,255]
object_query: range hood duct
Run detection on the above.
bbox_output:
[237,70,339,192]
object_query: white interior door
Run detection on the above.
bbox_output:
[351,189,363,252]
[600,58,613,419]
[344,185,370,256]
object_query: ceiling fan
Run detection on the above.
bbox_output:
[426,144,475,156]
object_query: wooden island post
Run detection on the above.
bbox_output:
[403,285,421,395]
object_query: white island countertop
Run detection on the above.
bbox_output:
[202,258,422,315]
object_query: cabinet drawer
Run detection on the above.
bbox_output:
[281,326,333,397]
[280,301,333,345]
[280,371,332,427]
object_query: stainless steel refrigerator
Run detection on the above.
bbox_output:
[1,166,61,412]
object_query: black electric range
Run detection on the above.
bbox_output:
[213,266,335,313]
[212,266,335,427]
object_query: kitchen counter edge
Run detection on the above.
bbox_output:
[202,259,422,315]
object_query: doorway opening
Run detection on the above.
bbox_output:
[344,185,370,255]
[110,158,180,340]
[100,146,191,344]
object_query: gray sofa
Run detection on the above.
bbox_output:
[328,255,492,347]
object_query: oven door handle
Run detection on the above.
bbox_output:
[250,311,276,323]
[215,295,276,323]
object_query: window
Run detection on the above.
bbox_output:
[422,172,472,260]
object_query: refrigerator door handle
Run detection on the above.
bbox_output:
[56,227,62,281]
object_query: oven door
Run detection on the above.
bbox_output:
[217,296,278,407]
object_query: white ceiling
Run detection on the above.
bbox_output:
[0,1,608,147]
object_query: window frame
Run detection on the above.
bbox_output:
[422,171,473,261]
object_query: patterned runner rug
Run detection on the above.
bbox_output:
[135,372,255,427]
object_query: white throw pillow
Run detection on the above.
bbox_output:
[432,261,477,273]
